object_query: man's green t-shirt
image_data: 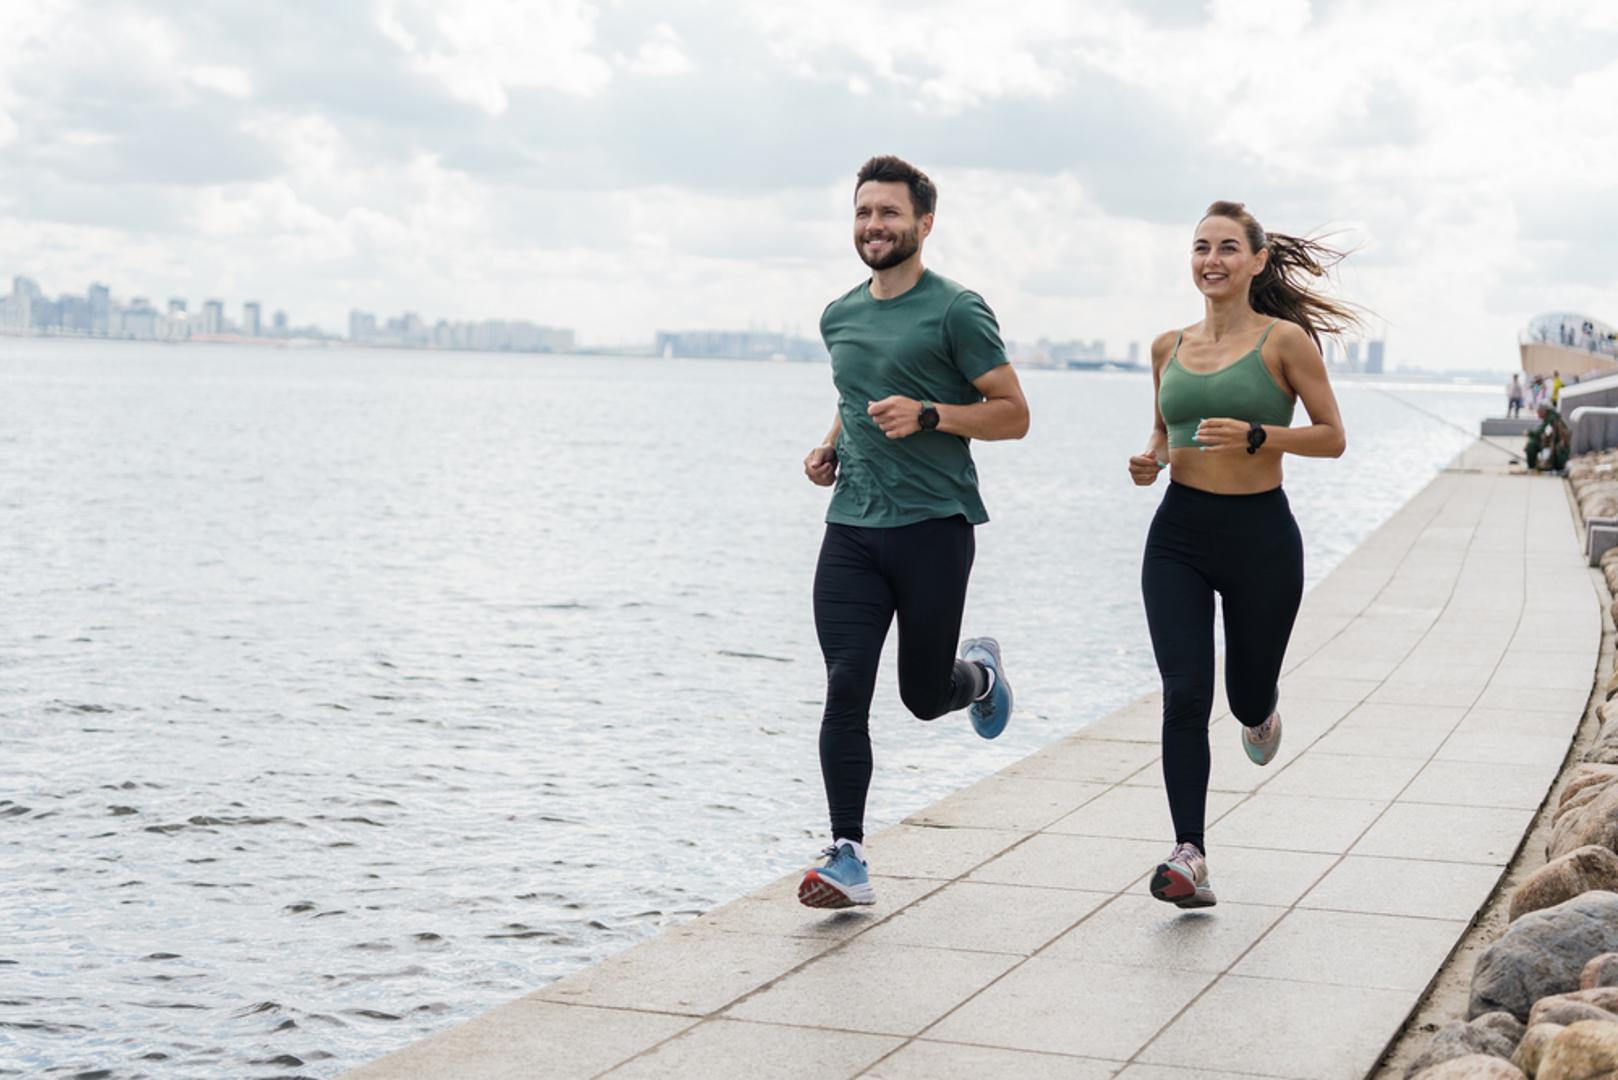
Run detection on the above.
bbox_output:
[820,270,1009,528]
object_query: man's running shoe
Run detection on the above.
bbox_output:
[1242,709,1282,767]
[798,843,875,909]
[961,637,1012,740]
[1149,842,1216,909]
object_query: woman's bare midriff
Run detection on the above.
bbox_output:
[1166,446,1286,494]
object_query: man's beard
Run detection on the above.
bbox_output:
[857,225,920,271]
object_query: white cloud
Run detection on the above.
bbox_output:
[624,22,692,77]
[377,0,614,113]
[187,65,253,99]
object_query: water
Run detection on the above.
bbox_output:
[0,339,1496,1078]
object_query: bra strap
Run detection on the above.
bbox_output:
[1256,320,1279,348]
[1170,330,1185,361]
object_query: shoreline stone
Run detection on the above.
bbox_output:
[1470,892,1618,1021]
[1511,848,1618,922]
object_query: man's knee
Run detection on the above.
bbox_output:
[899,683,951,722]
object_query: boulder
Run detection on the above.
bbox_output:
[1531,1000,1618,1028]
[1514,1023,1565,1077]
[1583,953,1618,990]
[1405,1018,1520,1076]
[1475,1011,1530,1047]
[1584,727,1618,768]
[1470,892,1618,1021]
[1512,848,1618,921]
[1549,785,1618,860]
[1537,1019,1618,1079]
[1561,768,1618,812]
[1411,1055,1526,1079]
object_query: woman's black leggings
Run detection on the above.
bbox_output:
[814,515,982,843]
[1142,482,1304,855]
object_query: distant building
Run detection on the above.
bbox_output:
[1345,341,1361,372]
[349,309,375,343]
[654,329,823,361]
[1366,339,1385,375]
[121,297,161,339]
[88,283,111,337]
[202,299,224,335]
[168,298,186,317]
[242,301,261,338]
[272,310,289,335]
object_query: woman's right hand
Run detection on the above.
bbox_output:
[1128,453,1163,486]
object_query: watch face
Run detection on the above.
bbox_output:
[920,406,939,430]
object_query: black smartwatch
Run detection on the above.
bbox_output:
[918,401,940,431]
[1245,421,1267,454]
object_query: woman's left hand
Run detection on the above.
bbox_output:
[1193,417,1250,451]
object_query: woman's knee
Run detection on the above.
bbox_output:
[898,683,951,722]
[1161,677,1214,732]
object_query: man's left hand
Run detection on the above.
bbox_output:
[867,396,923,439]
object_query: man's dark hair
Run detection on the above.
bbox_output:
[855,155,936,216]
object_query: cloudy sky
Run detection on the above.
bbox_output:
[3,0,1617,369]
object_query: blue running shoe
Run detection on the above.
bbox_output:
[961,637,1012,740]
[798,843,875,909]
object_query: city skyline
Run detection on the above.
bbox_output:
[3,4,1618,369]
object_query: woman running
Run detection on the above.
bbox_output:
[1127,200,1352,908]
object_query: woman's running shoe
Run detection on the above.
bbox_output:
[1242,709,1282,766]
[798,843,876,908]
[961,637,1012,739]
[1150,842,1216,908]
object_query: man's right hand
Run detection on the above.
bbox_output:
[805,444,838,486]
[1128,452,1163,486]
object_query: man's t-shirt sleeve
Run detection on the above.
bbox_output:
[943,291,1009,383]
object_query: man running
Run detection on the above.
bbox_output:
[798,155,1030,909]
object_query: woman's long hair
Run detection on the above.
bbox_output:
[1203,200,1361,349]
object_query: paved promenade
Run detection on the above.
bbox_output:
[347,445,1599,1080]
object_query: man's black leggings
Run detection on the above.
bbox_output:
[1142,482,1304,855]
[814,515,981,843]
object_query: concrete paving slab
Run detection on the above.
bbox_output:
[862,823,1027,880]
[1258,752,1425,803]
[600,1019,900,1079]
[1401,758,1560,810]
[342,1000,696,1080]
[862,1041,1121,1080]
[860,881,1111,955]
[1114,1066,1255,1080]
[1136,975,1416,1079]
[1046,785,1242,842]
[725,940,1020,1036]
[1299,855,1503,922]
[906,775,1108,832]
[969,833,1165,893]
[1230,908,1467,992]
[1350,802,1535,865]
[927,957,1217,1060]
[1208,793,1388,855]
[533,925,831,1014]
[1044,894,1286,973]
[1003,736,1163,784]
[1190,846,1340,906]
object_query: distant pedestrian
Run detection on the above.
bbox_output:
[798,155,1029,909]
[1529,374,1548,411]
[1128,200,1351,908]
[1553,370,1564,406]
[1507,374,1524,418]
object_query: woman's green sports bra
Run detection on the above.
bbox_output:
[1159,321,1295,450]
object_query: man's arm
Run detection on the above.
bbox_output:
[866,365,1030,441]
[804,411,842,486]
